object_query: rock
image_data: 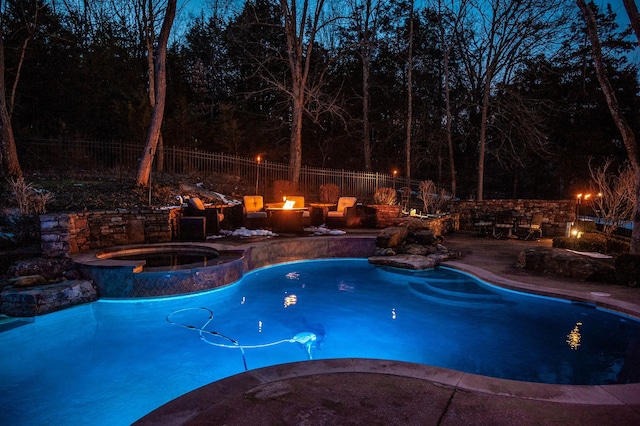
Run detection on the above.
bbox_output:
[375,227,409,248]
[0,279,97,317]
[517,247,614,281]
[395,217,430,230]
[410,229,436,245]
[373,247,396,256]
[368,254,438,270]
[8,257,76,281]
[6,275,47,288]
[399,244,432,256]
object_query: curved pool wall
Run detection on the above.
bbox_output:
[73,236,377,298]
[74,243,245,298]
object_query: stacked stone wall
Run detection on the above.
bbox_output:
[40,208,181,257]
[450,200,576,237]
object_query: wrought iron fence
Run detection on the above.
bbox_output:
[18,138,421,200]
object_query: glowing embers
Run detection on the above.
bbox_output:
[166,307,318,369]
[566,322,583,350]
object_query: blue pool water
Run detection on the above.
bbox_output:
[1,258,639,425]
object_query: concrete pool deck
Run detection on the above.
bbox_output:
[136,230,640,425]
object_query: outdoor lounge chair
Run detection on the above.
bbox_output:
[243,195,268,228]
[326,196,358,228]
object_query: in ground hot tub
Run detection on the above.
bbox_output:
[74,244,244,298]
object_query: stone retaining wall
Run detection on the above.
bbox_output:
[40,208,181,257]
[450,200,576,237]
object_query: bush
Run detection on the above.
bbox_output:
[319,183,340,204]
[615,254,640,287]
[6,177,54,214]
[373,187,396,205]
[553,234,607,253]
[553,232,629,254]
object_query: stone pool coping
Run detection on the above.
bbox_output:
[134,234,640,425]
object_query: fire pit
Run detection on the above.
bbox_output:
[268,208,305,233]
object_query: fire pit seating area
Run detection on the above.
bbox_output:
[326,196,358,228]
[243,195,268,229]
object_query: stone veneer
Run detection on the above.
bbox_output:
[40,208,182,257]
[450,199,576,237]
[73,236,377,298]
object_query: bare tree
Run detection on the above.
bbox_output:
[577,0,640,253]
[434,0,467,198]
[458,0,568,200]
[135,0,176,187]
[589,159,635,235]
[345,0,391,172]
[279,0,327,183]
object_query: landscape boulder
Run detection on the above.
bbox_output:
[516,247,614,282]
[0,279,97,317]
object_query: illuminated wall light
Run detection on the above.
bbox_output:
[566,322,583,350]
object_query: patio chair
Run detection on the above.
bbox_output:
[243,195,268,229]
[493,210,514,239]
[326,196,358,228]
[472,212,493,238]
[283,195,311,226]
[518,212,543,240]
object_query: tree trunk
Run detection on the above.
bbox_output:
[135,0,176,187]
[280,0,325,183]
[477,80,492,201]
[577,0,640,253]
[144,0,164,173]
[623,0,640,45]
[405,0,414,184]
[362,55,372,172]
[443,40,456,198]
[0,30,22,179]
[289,91,304,183]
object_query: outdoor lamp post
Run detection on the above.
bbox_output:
[573,193,583,237]
[255,155,262,195]
[393,169,398,189]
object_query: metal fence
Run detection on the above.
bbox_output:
[18,138,421,200]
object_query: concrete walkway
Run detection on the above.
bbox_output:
[136,231,640,425]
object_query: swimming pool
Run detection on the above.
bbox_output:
[1,258,638,425]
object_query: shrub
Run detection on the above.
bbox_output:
[553,233,629,255]
[319,183,340,204]
[373,187,396,205]
[553,234,607,253]
[6,177,54,215]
